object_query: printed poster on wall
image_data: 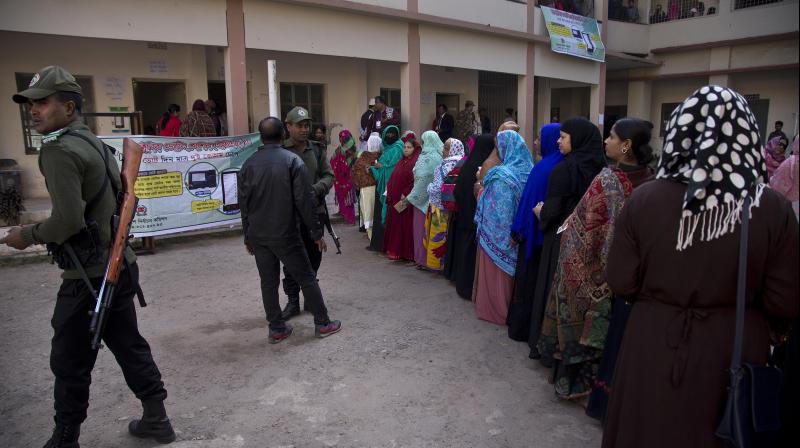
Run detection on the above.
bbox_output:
[541,6,605,63]
[101,134,261,237]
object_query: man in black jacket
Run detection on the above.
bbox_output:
[434,103,454,143]
[238,117,342,344]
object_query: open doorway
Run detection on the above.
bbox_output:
[133,80,186,135]
[603,105,628,139]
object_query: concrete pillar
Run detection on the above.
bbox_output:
[401,23,422,133]
[536,77,552,131]
[517,42,536,146]
[708,74,731,87]
[590,0,608,129]
[187,46,209,113]
[708,46,731,87]
[590,80,605,127]
[224,0,248,135]
[627,80,652,120]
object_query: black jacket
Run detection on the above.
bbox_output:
[238,143,323,245]
[436,113,454,142]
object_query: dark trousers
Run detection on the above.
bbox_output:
[282,215,324,300]
[51,262,166,425]
[253,237,330,331]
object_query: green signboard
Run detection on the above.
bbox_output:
[541,6,605,63]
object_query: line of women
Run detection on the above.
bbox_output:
[335,87,798,446]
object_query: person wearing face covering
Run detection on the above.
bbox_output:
[506,123,563,341]
[473,130,534,325]
[407,131,444,268]
[601,86,798,448]
[527,117,606,358]
[448,134,495,299]
[353,132,381,239]
[368,125,403,252]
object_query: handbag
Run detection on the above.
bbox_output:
[715,196,783,448]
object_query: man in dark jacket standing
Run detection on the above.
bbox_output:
[239,117,342,343]
[281,107,334,319]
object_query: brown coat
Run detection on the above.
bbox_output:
[602,180,799,448]
[352,152,379,189]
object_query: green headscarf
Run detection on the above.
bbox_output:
[371,125,404,224]
[407,130,444,212]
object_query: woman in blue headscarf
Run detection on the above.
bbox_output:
[368,125,404,252]
[506,123,562,341]
[473,130,534,325]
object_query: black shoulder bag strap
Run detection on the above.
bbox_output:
[730,196,751,373]
[64,131,146,307]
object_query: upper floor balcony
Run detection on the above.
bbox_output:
[605,0,798,55]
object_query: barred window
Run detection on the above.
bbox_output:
[733,0,783,10]
[537,0,595,18]
[379,87,402,115]
[280,82,325,129]
[648,0,719,24]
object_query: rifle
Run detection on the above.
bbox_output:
[321,202,342,254]
[88,138,143,350]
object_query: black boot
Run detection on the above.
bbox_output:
[281,297,301,320]
[128,399,176,444]
[42,421,80,448]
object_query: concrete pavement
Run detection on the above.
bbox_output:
[0,222,602,448]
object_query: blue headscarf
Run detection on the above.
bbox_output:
[475,130,534,275]
[511,123,563,261]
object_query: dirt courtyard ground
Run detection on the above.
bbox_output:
[0,223,602,448]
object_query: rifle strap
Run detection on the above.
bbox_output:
[64,242,98,298]
[65,131,119,218]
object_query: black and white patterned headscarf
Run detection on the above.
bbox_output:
[656,85,767,250]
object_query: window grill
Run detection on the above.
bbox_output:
[537,0,595,18]
[733,0,784,10]
[648,0,719,23]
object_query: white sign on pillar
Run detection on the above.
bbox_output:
[267,60,278,118]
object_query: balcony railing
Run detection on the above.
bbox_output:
[646,0,718,24]
[733,0,784,10]
[537,0,596,18]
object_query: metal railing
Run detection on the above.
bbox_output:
[537,0,596,18]
[733,0,784,9]
[647,0,718,23]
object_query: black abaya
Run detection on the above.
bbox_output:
[507,244,542,341]
[368,190,385,251]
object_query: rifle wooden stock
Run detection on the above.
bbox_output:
[105,138,142,284]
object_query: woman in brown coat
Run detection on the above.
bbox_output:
[602,86,799,448]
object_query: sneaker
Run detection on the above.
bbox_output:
[269,325,294,344]
[315,320,342,338]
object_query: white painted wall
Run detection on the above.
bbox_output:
[606,21,650,55]
[349,0,407,8]
[606,81,629,106]
[535,45,602,85]
[730,68,800,138]
[418,0,527,32]
[0,31,210,198]
[246,50,369,150]
[730,39,799,70]
[244,1,408,62]
[419,25,528,74]
[0,0,227,46]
